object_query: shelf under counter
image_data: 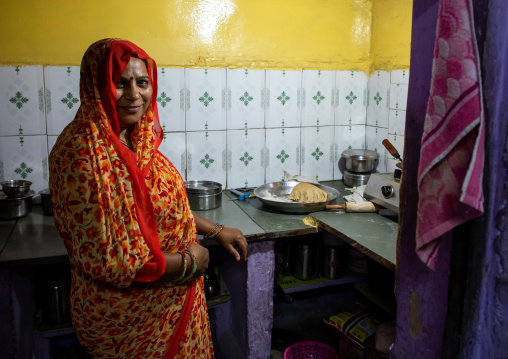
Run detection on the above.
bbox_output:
[279,271,367,294]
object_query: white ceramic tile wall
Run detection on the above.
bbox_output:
[301,70,335,127]
[227,69,265,130]
[0,135,48,192]
[0,65,46,136]
[265,70,301,128]
[226,128,265,189]
[159,131,186,177]
[265,127,301,183]
[300,126,335,182]
[186,130,227,185]
[0,66,409,192]
[185,69,227,131]
[44,66,80,135]
[157,68,186,132]
[366,71,390,128]
[336,71,368,126]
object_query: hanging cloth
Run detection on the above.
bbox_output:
[416,0,485,269]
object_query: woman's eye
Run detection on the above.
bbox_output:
[137,80,150,87]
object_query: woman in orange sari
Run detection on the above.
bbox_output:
[49,38,248,358]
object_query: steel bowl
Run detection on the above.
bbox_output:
[1,180,32,198]
[341,149,379,173]
[254,181,340,213]
[0,190,35,220]
[184,180,222,211]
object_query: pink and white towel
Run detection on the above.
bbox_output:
[416,0,485,269]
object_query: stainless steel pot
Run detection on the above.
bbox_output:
[341,149,379,173]
[0,190,34,220]
[184,180,222,211]
[343,169,371,188]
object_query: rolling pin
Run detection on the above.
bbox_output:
[325,202,380,213]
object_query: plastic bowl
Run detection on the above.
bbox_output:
[1,180,32,198]
[284,341,338,359]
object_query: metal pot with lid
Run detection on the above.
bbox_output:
[341,149,380,173]
[184,180,222,211]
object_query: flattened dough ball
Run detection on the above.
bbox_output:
[288,182,328,203]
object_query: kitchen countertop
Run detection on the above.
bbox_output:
[0,181,398,270]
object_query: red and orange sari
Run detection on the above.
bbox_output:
[49,38,213,358]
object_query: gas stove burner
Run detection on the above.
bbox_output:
[363,173,400,214]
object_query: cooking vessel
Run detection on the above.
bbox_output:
[343,169,371,187]
[0,190,35,220]
[341,149,379,173]
[1,179,32,198]
[253,181,340,213]
[184,180,222,211]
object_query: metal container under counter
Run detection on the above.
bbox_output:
[291,240,319,281]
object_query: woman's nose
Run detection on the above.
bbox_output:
[124,81,141,99]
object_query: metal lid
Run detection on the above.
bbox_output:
[341,149,379,160]
[184,180,222,194]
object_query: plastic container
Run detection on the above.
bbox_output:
[284,341,338,359]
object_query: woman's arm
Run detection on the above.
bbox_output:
[156,243,210,282]
[192,212,248,261]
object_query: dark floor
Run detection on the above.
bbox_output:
[271,284,364,358]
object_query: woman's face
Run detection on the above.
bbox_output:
[116,57,153,129]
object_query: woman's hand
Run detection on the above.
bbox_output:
[186,242,210,278]
[215,227,248,261]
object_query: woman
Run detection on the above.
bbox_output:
[49,38,248,358]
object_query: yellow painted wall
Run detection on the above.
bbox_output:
[0,0,411,73]
[370,0,413,72]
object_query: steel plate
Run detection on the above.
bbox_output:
[253,181,340,213]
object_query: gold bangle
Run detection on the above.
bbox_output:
[176,252,187,281]
[180,252,195,282]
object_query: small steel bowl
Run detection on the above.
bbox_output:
[1,180,32,198]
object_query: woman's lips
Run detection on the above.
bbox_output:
[119,105,142,113]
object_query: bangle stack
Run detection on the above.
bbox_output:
[204,223,225,239]
[175,251,196,283]
[184,249,198,275]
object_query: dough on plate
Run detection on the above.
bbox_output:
[288,182,328,203]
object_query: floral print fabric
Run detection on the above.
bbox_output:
[49,39,213,358]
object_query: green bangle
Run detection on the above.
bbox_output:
[176,252,187,281]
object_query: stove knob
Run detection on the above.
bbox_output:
[381,185,394,199]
